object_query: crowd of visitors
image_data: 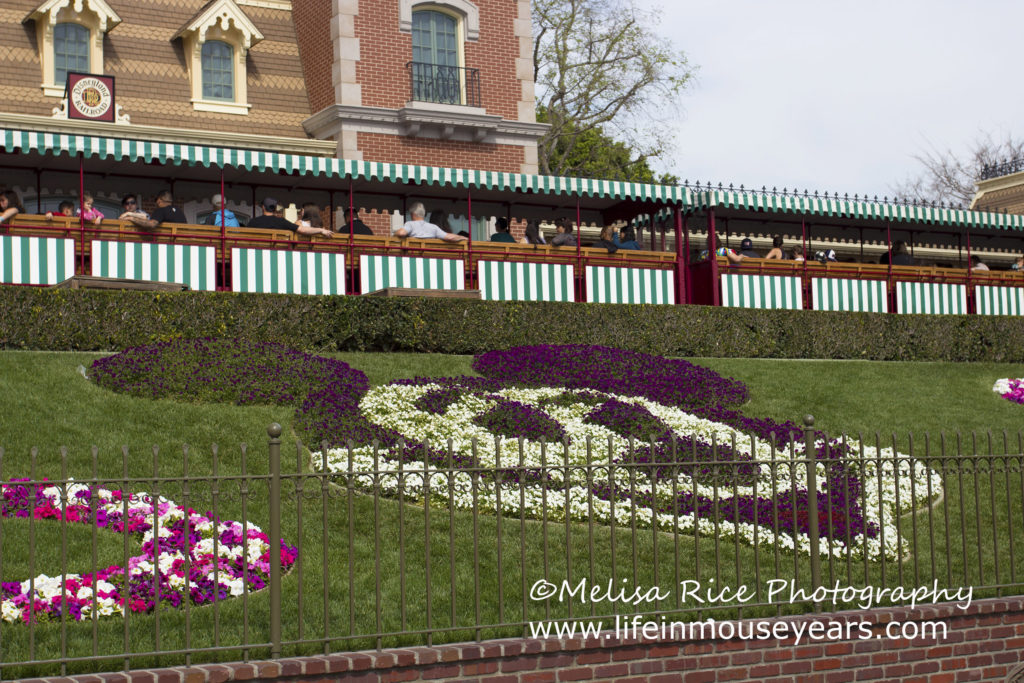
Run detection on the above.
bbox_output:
[7,188,1023,272]
[705,233,1022,271]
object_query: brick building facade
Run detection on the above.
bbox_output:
[0,0,545,172]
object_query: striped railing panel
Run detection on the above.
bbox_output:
[585,266,674,304]
[0,235,75,285]
[92,241,216,291]
[975,285,1024,316]
[896,281,966,315]
[360,254,464,293]
[478,260,574,302]
[232,248,346,295]
[811,278,888,313]
[721,273,803,309]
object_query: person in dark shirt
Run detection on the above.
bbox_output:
[124,190,185,230]
[489,217,516,242]
[591,225,619,253]
[880,240,914,266]
[341,207,374,235]
[739,237,760,258]
[249,197,334,237]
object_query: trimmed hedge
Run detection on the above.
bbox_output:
[3,286,1024,361]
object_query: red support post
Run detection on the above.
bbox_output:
[575,198,582,302]
[709,208,720,306]
[467,189,473,290]
[673,205,685,305]
[78,153,85,276]
[219,169,227,291]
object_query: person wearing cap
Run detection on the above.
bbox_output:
[204,194,240,228]
[739,237,760,258]
[249,197,334,237]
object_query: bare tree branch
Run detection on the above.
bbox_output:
[890,132,1024,207]
[533,0,694,178]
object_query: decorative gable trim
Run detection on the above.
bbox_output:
[23,0,121,32]
[173,0,264,50]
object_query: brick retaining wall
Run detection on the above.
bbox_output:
[22,597,1024,683]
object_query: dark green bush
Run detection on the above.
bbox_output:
[4,286,1024,361]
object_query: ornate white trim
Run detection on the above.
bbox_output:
[23,0,121,32]
[173,0,260,116]
[399,0,479,41]
[303,104,549,146]
[51,97,130,124]
[173,0,263,48]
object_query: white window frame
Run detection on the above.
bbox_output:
[24,0,121,98]
[173,0,263,116]
[399,0,479,41]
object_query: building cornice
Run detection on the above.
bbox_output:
[0,112,338,156]
[971,170,1024,210]
[303,104,549,147]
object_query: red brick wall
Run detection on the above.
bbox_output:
[354,0,520,121]
[292,0,335,115]
[358,132,525,173]
[27,597,1024,683]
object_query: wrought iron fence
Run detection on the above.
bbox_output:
[980,156,1024,181]
[407,61,481,107]
[1,419,1022,679]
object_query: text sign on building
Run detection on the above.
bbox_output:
[66,73,116,122]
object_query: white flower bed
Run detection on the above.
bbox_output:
[312,385,942,561]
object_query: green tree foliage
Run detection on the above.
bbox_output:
[533,0,693,179]
[536,107,677,183]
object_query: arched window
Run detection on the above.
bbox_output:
[201,40,234,101]
[54,23,90,86]
[411,9,461,105]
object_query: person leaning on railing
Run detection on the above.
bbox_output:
[122,190,184,230]
[0,189,24,224]
[117,194,148,223]
[704,232,743,264]
[249,197,333,238]
[393,201,466,242]
[46,200,75,219]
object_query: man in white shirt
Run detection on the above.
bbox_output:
[393,202,467,242]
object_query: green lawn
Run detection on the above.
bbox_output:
[0,351,1022,678]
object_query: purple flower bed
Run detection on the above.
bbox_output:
[90,338,367,408]
[584,399,674,443]
[472,398,568,444]
[473,345,749,411]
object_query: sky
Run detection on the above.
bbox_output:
[630,0,1024,199]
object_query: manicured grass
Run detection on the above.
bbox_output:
[0,351,1021,678]
[692,357,1024,444]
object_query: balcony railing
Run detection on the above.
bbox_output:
[407,61,481,107]
[980,156,1024,181]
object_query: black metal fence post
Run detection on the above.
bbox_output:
[803,415,822,610]
[268,423,282,658]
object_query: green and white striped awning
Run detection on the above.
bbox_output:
[693,189,1024,233]
[0,127,688,204]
